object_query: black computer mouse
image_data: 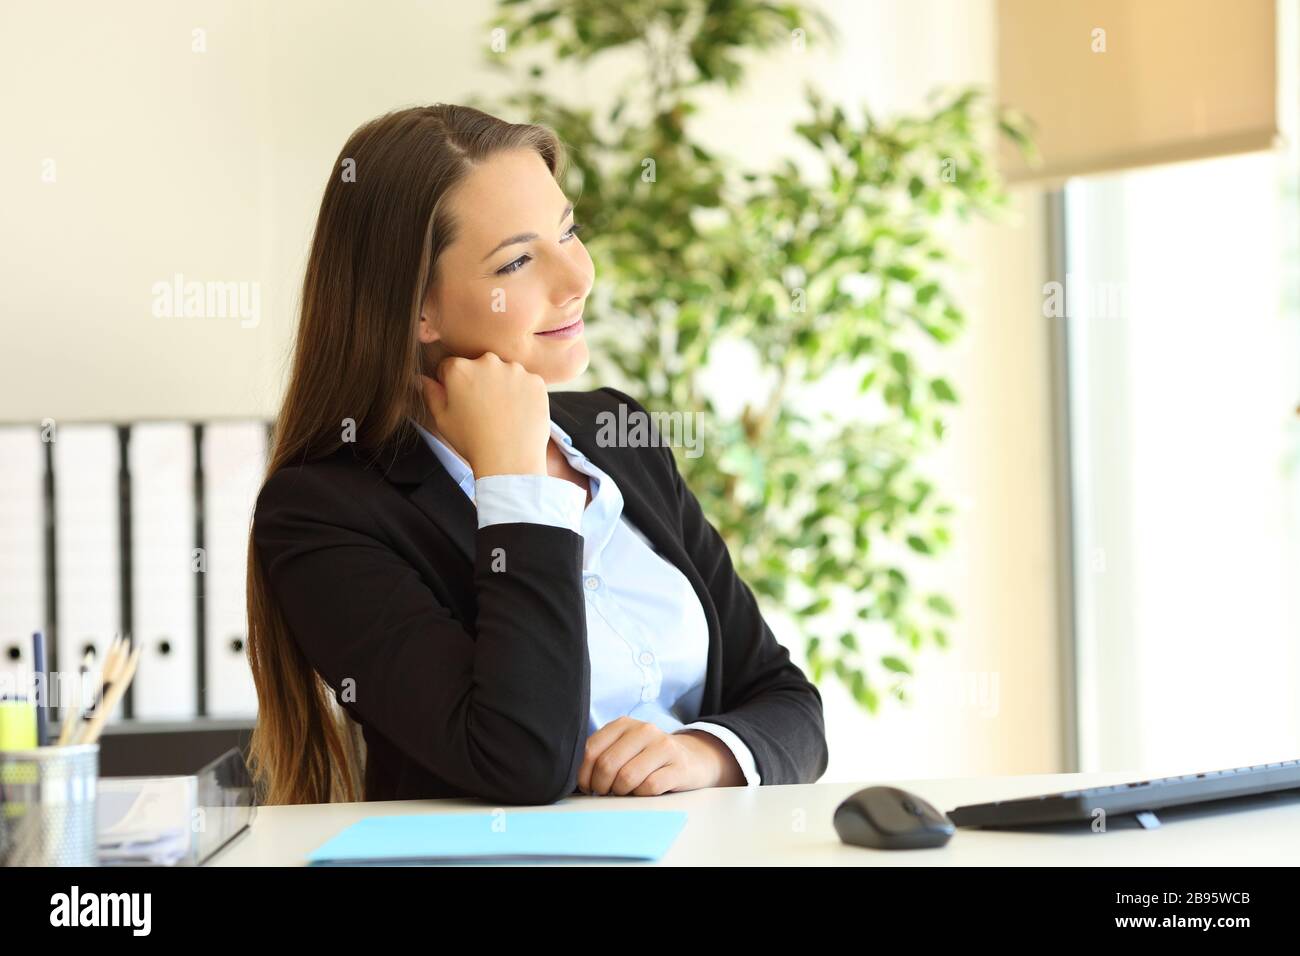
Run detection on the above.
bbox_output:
[833,785,956,850]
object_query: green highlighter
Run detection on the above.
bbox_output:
[0,698,40,819]
[0,698,37,750]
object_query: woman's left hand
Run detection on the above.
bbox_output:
[578,717,722,796]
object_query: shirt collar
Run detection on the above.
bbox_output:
[409,415,627,568]
[409,416,583,499]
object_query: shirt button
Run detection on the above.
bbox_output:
[584,576,600,591]
[639,651,654,665]
[641,689,655,702]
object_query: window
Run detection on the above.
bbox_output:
[1063,150,1300,773]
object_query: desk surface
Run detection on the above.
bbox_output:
[209,769,1300,866]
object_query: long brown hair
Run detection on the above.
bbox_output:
[245,104,568,805]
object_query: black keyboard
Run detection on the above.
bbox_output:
[947,758,1300,828]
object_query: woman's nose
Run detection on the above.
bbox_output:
[552,255,592,306]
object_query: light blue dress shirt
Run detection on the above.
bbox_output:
[409,416,761,788]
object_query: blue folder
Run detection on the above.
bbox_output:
[306,810,688,865]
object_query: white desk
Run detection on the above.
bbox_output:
[208,769,1300,865]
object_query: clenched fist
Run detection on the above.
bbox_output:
[419,351,550,478]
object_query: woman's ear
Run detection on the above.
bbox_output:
[417,307,439,345]
[418,277,441,345]
[418,282,448,375]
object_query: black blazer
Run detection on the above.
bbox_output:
[252,385,828,805]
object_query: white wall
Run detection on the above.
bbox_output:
[0,0,1062,781]
[0,0,276,423]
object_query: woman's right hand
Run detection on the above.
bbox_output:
[419,352,550,478]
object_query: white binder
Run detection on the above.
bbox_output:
[53,424,123,725]
[201,421,266,718]
[0,426,46,703]
[128,422,197,719]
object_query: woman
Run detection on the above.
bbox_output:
[247,104,828,806]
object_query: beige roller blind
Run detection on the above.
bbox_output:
[998,0,1279,185]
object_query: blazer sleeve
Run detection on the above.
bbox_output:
[600,387,830,786]
[252,464,591,806]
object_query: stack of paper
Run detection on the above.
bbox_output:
[96,776,197,866]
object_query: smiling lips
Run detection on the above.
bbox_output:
[535,316,585,338]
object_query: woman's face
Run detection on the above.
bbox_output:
[419,148,594,385]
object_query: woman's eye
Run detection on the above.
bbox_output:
[497,255,529,276]
[495,223,582,276]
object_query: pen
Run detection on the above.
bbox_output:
[72,641,141,746]
[55,649,93,746]
[83,636,124,719]
[73,636,128,743]
[31,631,47,746]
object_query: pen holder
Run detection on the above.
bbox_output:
[0,744,99,867]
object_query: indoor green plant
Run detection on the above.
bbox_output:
[475,0,1035,712]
